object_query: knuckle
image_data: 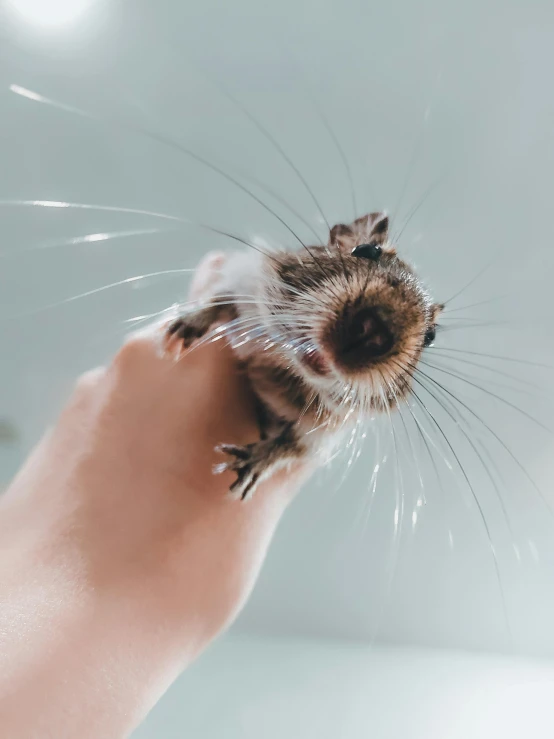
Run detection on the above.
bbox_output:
[113,334,152,369]
[75,367,104,394]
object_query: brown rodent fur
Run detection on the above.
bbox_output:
[166,211,442,500]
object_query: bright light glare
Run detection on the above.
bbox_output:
[7,0,92,27]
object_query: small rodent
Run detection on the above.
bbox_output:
[166,211,443,500]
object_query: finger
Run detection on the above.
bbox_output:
[60,367,106,421]
[120,251,228,365]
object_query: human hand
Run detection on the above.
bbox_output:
[0,253,310,737]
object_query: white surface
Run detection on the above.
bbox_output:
[2,0,554,660]
[6,0,94,28]
[133,633,554,739]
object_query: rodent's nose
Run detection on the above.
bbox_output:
[341,307,394,362]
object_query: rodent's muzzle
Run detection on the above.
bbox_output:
[330,306,394,370]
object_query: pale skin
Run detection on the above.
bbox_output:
[0,254,310,738]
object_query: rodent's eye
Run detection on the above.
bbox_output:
[351,242,382,261]
[423,326,436,348]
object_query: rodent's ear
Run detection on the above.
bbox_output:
[355,212,389,245]
[328,211,389,252]
[328,223,355,250]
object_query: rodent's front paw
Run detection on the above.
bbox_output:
[163,303,229,358]
[214,443,267,501]
[166,317,204,350]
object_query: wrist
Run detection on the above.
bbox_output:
[0,517,191,738]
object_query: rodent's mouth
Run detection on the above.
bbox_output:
[298,347,331,376]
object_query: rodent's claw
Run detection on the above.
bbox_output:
[212,461,230,475]
[230,470,260,502]
[216,443,252,460]
[214,443,262,501]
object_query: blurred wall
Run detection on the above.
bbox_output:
[132,633,554,739]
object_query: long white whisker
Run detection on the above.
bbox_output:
[7,269,196,320]
[0,197,186,223]
[0,228,176,257]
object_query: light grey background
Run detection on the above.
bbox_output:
[2,0,554,735]
[133,633,554,739]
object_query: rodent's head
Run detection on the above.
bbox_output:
[261,211,442,414]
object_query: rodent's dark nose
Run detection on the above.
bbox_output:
[342,307,394,362]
